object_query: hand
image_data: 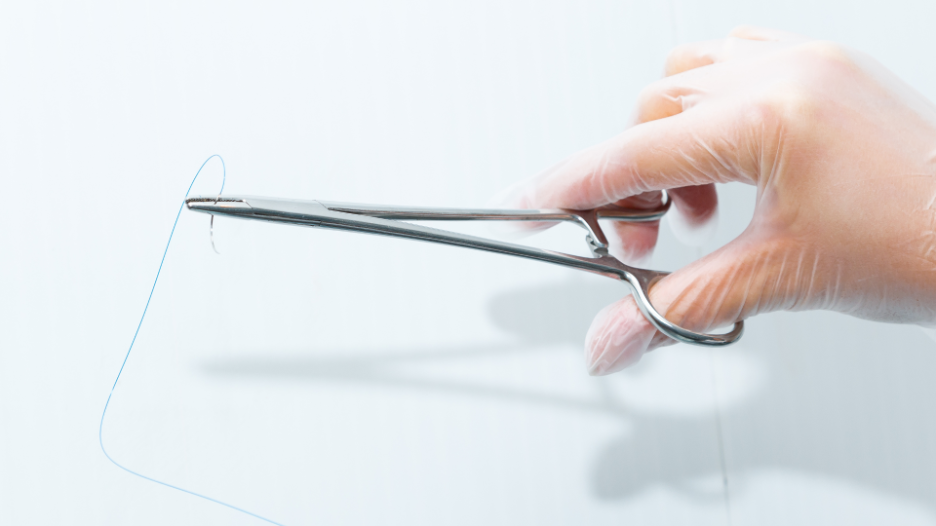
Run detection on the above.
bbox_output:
[497,26,936,375]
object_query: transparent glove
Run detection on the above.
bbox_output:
[497,26,936,375]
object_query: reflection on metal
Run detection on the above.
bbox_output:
[185,193,743,346]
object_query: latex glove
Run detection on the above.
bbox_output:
[497,26,936,375]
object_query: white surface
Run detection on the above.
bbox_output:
[3,0,936,524]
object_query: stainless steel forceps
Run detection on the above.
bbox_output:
[185,194,744,346]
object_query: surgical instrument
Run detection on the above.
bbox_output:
[185,195,743,346]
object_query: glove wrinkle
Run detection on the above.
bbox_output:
[494,28,936,373]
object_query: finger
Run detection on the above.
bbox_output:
[664,37,770,76]
[597,177,719,262]
[668,184,718,226]
[521,105,757,212]
[664,34,793,79]
[585,242,749,376]
[648,37,791,122]
[642,55,751,123]
[634,71,709,123]
[585,235,823,375]
[665,184,719,246]
[602,191,666,264]
[485,177,556,237]
[604,220,660,265]
[585,298,655,373]
[487,177,668,247]
[728,25,811,43]
[664,39,725,76]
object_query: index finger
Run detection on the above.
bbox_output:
[518,106,758,211]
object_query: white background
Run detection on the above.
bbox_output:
[3,0,936,524]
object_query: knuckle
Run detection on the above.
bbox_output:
[727,24,756,38]
[793,40,856,68]
[664,44,691,75]
[635,79,673,121]
[751,81,818,125]
[741,40,858,126]
[664,43,716,76]
[636,79,665,107]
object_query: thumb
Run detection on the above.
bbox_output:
[585,235,809,375]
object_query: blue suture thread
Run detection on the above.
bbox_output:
[99,155,286,526]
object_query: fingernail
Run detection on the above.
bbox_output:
[584,300,654,375]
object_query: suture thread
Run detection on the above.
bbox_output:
[98,155,285,526]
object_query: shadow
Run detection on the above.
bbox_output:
[201,277,936,517]
[487,278,936,513]
[485,276,629,344]
[203,343,622,417]
[579,314,936,508]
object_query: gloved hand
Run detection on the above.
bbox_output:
[496,26,936,375]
